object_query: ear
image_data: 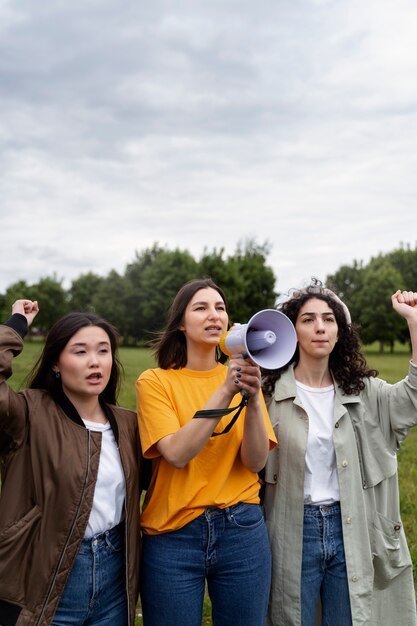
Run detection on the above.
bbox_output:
[52,365,59,373]
[178,324,185,332]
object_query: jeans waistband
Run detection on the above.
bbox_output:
[303,502,341,517]
[203,501,256,521]
[82,521,124,544]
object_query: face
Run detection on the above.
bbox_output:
[180,288,228,351]
[295,298,339,361]
[54,326,113,401]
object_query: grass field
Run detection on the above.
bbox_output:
[4,340,417,623]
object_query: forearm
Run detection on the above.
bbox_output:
[0,324,27,450]
[240,394,269,473]
[408,318,417,365]
[156,383,236,468]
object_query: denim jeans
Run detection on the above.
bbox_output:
[52,523,127,626]
[301,503,352,626]
[141,502,271,626]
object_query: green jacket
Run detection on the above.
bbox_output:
[264,363,417,626]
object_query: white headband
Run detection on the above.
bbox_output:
[282,286,352,325]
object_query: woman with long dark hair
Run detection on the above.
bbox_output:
[262,280,417,626]
[0,299,142,626]
[136,278,276,626]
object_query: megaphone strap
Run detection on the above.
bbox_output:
[192,394,248,436]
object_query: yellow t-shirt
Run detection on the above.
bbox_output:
[136,363,277,535]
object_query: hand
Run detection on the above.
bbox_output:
[12,299,39,327]
[226,356,262,400]
[391,290,417,323]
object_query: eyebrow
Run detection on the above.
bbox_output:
[192,300,225,306]
[299,311,334,317]
[69,341,111,347]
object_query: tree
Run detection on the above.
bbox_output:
[225,239,277,323]
[124,244,167,342]
[386,243,417,288]
[92,270,130,339]
[138,248,199,336]
[68,272,104,312]
[31,276,68,334]
[354,262,405,351]
[326,261,365,325]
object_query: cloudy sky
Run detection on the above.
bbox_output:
[1,0,416,300]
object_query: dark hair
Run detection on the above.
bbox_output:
[262,280,377,396]
[153,278,229,369]
[27,312,123,405]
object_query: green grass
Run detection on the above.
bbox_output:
[5,341,417,622]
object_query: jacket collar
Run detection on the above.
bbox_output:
[273,363,361,407]
[54,390,120,444]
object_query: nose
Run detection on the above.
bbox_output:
[207,306,220,319]
[88,352,100,367]
[315,318,325,333]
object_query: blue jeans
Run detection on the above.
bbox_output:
[141,503,271,626]
[52,523,127,626]
[301,503,352,626]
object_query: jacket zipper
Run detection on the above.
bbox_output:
[36,430,92,625]
[119,449,131,626]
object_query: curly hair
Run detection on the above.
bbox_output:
[262,280,378,397]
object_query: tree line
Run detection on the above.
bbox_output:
[1,241,416,351]
[0,240,276,344]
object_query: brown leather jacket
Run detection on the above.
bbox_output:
[0,322,142,626]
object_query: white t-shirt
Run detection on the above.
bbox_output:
[296,381,340,505]
[82,419,126,538]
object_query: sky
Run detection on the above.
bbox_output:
[1,0,416,300]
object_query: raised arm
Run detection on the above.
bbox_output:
[0,299,39,453]
[11,299,39,327]
[391,290,417,364]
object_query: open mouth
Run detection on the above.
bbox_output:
[87,372,102,380]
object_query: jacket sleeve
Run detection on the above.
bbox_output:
[0,318,31,455]
[364,362,417,448]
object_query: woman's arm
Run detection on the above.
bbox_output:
[236,360,270,473]
[156,357,271,471]
[0,300,39,453]
[391,290,417,364]
[155,359,246,468]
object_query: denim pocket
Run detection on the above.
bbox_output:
[105,528,123,553]
[228,503,265,530]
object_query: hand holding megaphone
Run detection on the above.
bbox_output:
[219,309,297,370]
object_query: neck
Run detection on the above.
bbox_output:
[185,346,218,371]
[294,357,333,388]
[64,390,108,424]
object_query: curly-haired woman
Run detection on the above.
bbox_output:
[262,281,417,626]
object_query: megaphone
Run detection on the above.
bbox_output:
[219,309,297,370]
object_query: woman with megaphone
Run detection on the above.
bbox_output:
[262,280,417,626]
[136,278,277,626]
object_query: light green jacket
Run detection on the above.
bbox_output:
[264,362,417,626]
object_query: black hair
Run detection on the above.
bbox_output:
[27,312,123,405]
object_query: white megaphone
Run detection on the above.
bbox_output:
[219,309,297,370]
